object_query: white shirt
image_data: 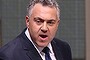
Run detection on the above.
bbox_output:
[25,29,56,60]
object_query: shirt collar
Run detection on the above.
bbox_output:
[25,28,53,54]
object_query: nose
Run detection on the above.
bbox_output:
[41,22,48,33]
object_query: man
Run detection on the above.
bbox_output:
[0,0,72,60]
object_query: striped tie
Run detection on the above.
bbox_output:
[42,47,52,60]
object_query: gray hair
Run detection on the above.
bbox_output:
[27,0,60,20]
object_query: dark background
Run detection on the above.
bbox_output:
[0,0,85,60]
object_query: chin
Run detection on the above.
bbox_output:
[38,43,48,47]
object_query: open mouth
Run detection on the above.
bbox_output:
[39,35,48,38]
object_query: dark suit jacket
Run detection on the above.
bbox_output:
[0,28,72,60]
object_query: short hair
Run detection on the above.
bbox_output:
[27,0,60,20]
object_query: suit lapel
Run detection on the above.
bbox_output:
[51,39,64,60]
[26,48,42,60]
[22,37,42,60]
[20,28,64,60]
[20,29,42,60]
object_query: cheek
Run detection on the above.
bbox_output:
[49,26,58,36]
[28,24,39,41]
[50,25,58,33]
[28,22,40,35]
[50,28,57,35]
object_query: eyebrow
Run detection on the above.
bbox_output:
[34,17,43,21]
[34,17,56,21]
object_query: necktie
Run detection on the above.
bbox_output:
[42,47,52,60]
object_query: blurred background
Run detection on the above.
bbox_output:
[0,0,89,60]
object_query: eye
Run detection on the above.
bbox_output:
[47,20,56,26]
[34,17,44,25]
[35,20,42,25]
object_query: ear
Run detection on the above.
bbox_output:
[25,16,29,28]
[57,20,60,27]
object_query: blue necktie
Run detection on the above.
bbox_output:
[42,47,52,60]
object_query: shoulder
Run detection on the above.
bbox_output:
[52,38,71,53]
[52,38,72,60]
[0,28,26,53]
[53,38,70,48]
[53,38,71,51]
[0,35,22,59]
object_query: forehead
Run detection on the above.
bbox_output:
[30,3,57,20]
[32,3,57,12]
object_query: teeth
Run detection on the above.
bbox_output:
[40,35,47,38]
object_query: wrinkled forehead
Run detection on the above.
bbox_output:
[30,3,57,15]
[28,0,58,8]
[27,0,60,20]
[30,3,58,21]
[33,3,56,10]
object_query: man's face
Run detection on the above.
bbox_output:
[26,3,60,47]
